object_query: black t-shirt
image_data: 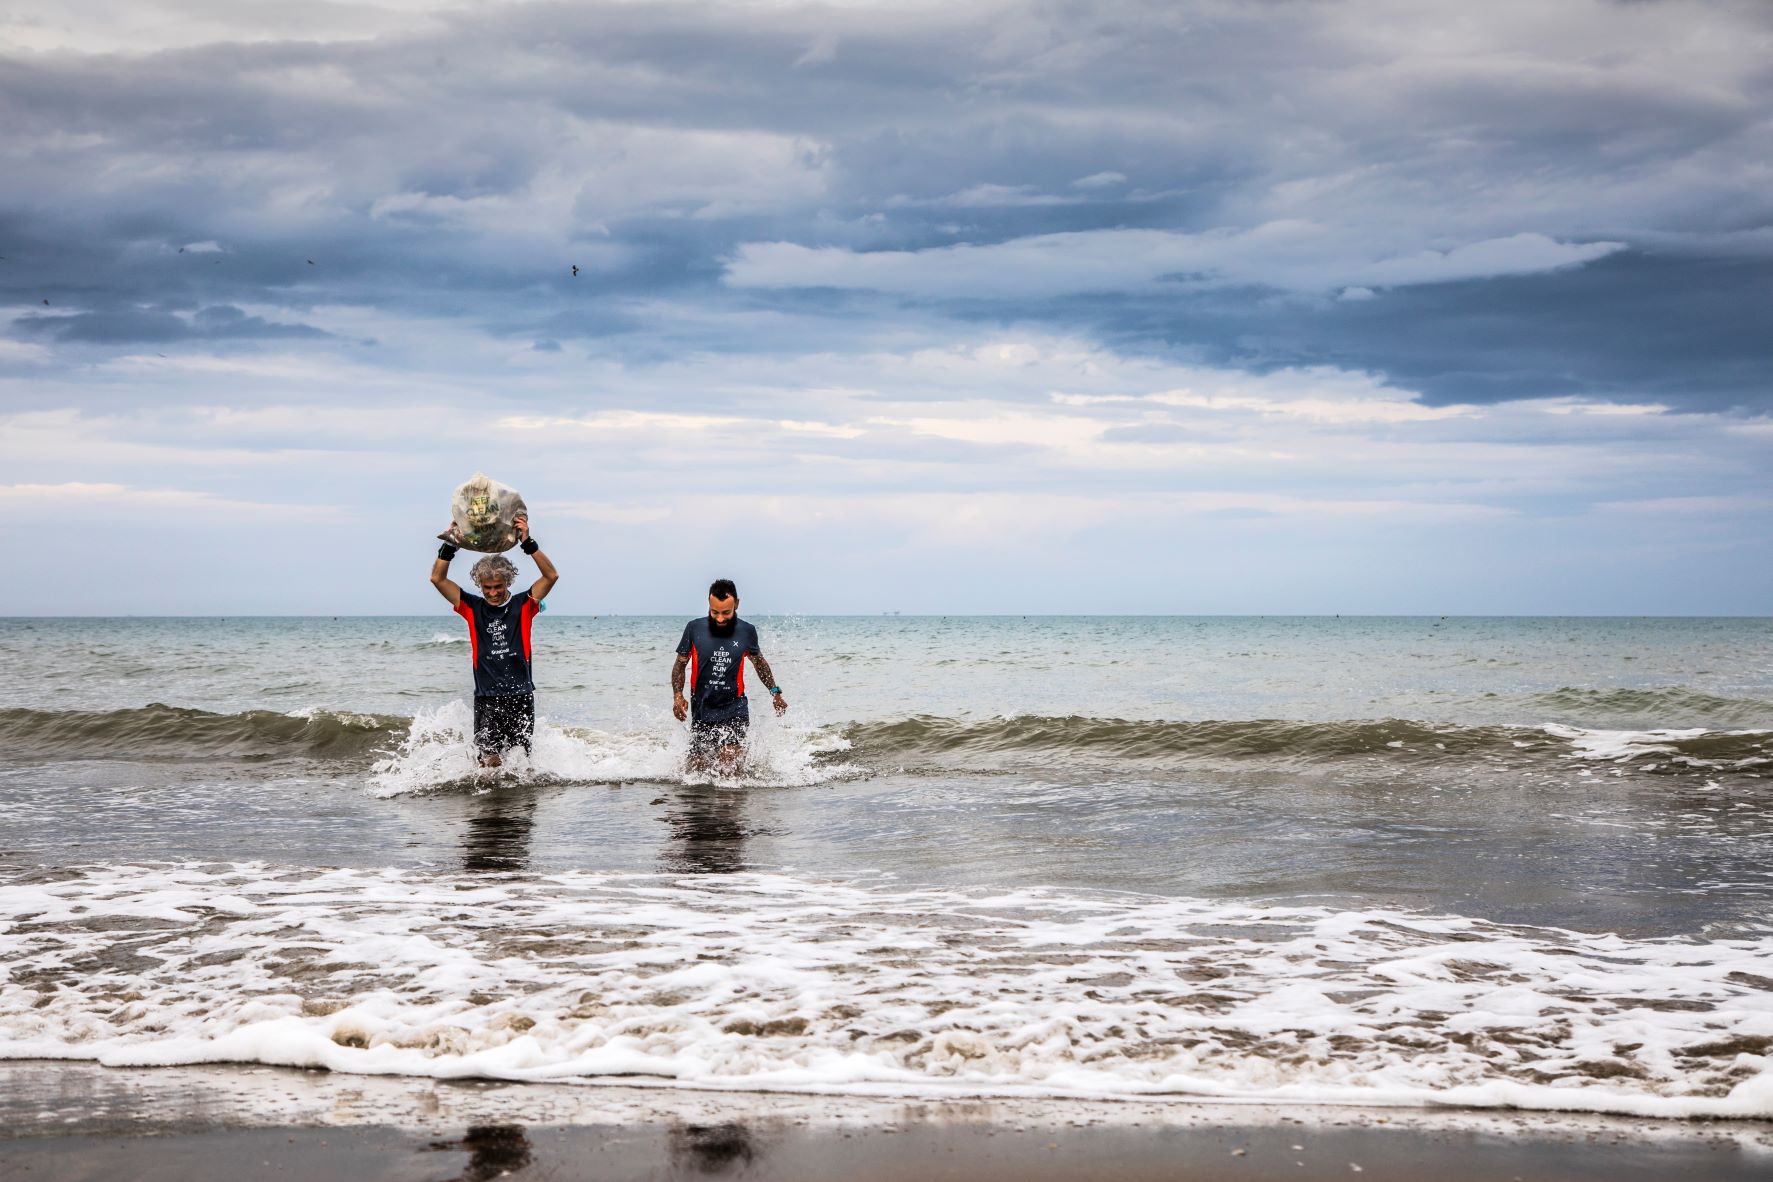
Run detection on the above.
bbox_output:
[454,590,543,697]
[676,617,762,725]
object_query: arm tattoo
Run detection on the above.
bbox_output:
[670,654,688,693]
[749,654,777,689]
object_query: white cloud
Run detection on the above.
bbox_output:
[779,419,865,439]
[1143,394,1457,425]
[498,411,746,434]
[537,499,672,525]
[793,31,839,67]
[0,338,51,363]
[2,320,1767,611]
[739,488,1513,551]
[725,225,1626,297]
[1593,495,1771,516]
[1541,400,1671,417]
[885,183,1082,209]
[0,480,339,520]
[1357,234,1623,287]
[866,411,1109,451]
[1072,171,1127,189]
[0,0,494,54]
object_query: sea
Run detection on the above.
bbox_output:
[1,615,1770,1120]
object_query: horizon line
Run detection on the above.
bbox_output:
[1,613,1768,622]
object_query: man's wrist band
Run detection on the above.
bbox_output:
[520,538,539,554]
[437,542,458,561]
[767,686,782,695]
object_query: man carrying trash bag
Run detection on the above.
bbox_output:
[430,512,559,768]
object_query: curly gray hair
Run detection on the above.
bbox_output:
[469,554,520,588]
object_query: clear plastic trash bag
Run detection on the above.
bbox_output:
[439,472,529,553]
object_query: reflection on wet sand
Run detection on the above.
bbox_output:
[662,789,750,874]
[460,786,538,873]
[668,1120,758,1173]
[433,1123,533,1182]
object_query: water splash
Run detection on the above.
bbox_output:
[366,701,856,797]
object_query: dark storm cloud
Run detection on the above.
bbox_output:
[999,250,1773,411]
[2,0,1770,410]
[1253,253,1773,411]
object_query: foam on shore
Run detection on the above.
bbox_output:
[3,862,1769,1119]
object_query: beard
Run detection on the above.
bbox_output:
[709,615,737,637]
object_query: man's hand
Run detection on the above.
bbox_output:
[514,513,530,543]
[771,692,788,716]
[673,693,689,722]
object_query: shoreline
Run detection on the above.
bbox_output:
[3,1062,1769,1181]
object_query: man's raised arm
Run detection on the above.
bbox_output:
[515,515,559,601]
[430,536,464,606]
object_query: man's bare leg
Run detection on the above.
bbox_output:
[715,740,745,777]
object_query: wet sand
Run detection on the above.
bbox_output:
[1,1062,1769,1181]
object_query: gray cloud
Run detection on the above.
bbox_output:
[15,303,330,343]
[1,1,1769,407]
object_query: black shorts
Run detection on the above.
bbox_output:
[689,717,748,759]
[474,693,535,756]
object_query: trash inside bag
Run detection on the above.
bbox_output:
[440,472,529,553]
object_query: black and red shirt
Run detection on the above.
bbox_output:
[454,590,543,697]
[676,617,761,725]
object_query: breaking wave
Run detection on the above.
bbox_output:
[0,704,402,762]
[3,706,1767,782]
[838,714,1773,778]
[1521,688,1773,730]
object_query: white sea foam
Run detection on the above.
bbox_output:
[427,633,469,645]
[2,863,1769,1119]
[367,701,854,797]
[1547,724,1711,763]
[1545,723,1772,772]
[284,706,385,728]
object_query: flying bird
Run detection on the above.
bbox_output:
[571,265,579,277]
[41,298,49,305]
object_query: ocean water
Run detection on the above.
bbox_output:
[1,615,1770,1118]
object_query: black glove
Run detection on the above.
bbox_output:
[520,537,540,555]
[437,541,459,561]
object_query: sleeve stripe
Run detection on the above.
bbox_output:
[454,600,479,668]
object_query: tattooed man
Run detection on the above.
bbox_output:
[670,579,787,774]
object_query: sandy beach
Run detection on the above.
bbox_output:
[3,1062,1770,1181]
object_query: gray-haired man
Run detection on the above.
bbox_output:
[430,514,559,767]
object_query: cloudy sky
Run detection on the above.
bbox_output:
[2,0,1769,614]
